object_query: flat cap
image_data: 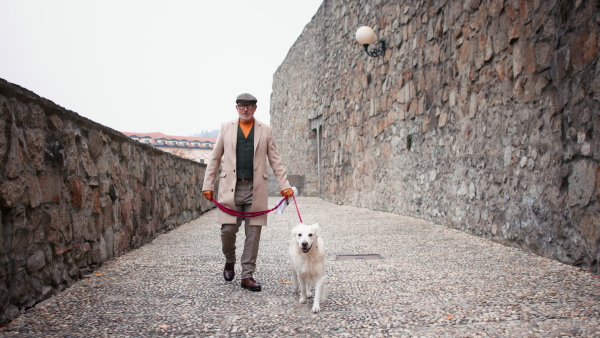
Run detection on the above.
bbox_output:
[236,93,257,103]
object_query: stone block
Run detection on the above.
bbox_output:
[63,131,79,173]
[535,42,553,71]
[70,178,83,208]
[26,250,45,273]
[79,141,98,178]
[8,268,32,306]
[71,211,86,242]
[24,128,45,171]
[551,47,569,88]
[88,130,103,159]
[10,226,29,264]
[103,227,114,260]
[512,41,523,78]
[93,188,101,214]
[488,0,504,17]
[570,22,597,70]
[492,24,508,53]
[568,161,597,207]
[89,241,102,265]
[0,176,25,208]
[46,114,63,131]
[523,45,536,75]
[5,125,26,179]
[38,173,61,204]
[25,173,42,208]
[524,76,537,102]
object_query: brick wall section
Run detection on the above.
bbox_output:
[271,0,599,272]
[0,79,214,324]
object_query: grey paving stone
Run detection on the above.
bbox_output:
[1,197,599,337]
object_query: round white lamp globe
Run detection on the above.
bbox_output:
[356,26,376,45]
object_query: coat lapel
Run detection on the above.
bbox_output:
[253,120,262,155]
[229,119,238,152]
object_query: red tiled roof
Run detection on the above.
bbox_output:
[122,131,216,145]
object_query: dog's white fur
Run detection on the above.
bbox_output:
[289,223,327,313]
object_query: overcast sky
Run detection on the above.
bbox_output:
[0,0,323,137]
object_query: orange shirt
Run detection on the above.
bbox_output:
[239,119,254,138]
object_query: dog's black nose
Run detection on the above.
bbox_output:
[301,242,308,247]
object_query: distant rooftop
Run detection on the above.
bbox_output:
[122,131,216,149]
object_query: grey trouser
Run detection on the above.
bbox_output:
[221,180,262,279]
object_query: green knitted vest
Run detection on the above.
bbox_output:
[236,124,254,179]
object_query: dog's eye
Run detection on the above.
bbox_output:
[308,233,313,237]
[297,234,302,237]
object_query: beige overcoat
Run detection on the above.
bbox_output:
[202,118,291,226]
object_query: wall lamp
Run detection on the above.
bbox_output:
[355,26,386,57]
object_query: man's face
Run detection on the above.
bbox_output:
[236,103,257,123]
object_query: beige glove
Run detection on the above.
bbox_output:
[202,190,213,201]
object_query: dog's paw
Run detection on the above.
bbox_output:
[306,291,313,298]
[299,297,307,304]
[311,304,321,313]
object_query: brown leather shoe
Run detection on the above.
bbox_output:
[241,277,262,291]
[223,262,235,281]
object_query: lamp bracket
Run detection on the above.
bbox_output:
[363,40,386,57]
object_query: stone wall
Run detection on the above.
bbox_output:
[271,0,599,273]
[0,79,214,324]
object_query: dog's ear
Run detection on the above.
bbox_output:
[291,224,302,236]
[311,223,320,235]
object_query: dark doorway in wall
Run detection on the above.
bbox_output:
[310,115,323,198]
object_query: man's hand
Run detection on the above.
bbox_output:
[203,190,214,201]
[281,188,294,199]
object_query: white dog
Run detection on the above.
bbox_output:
[289,223,327,313]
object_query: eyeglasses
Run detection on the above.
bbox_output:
[237,104,255,110]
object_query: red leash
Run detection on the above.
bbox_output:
[212,196,303,222]
[292,195,303,223]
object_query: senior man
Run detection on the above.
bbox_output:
[202,93,294,291]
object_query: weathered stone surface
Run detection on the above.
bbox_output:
[79,141,98,178]
[0,77,214,325]
[24,128,45,171]
[69,177,83,208]
[25,173,42,208]
[26,251,46,273]
[271,0,599,276]
[568,161,597,207]
[38,173,61,203]
[578,210,600,245]
[570,21,597,71]
[88,129,104,159]
[8,269,32,307]
[5,124,26,179]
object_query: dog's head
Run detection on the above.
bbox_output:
[291,223,320,253]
